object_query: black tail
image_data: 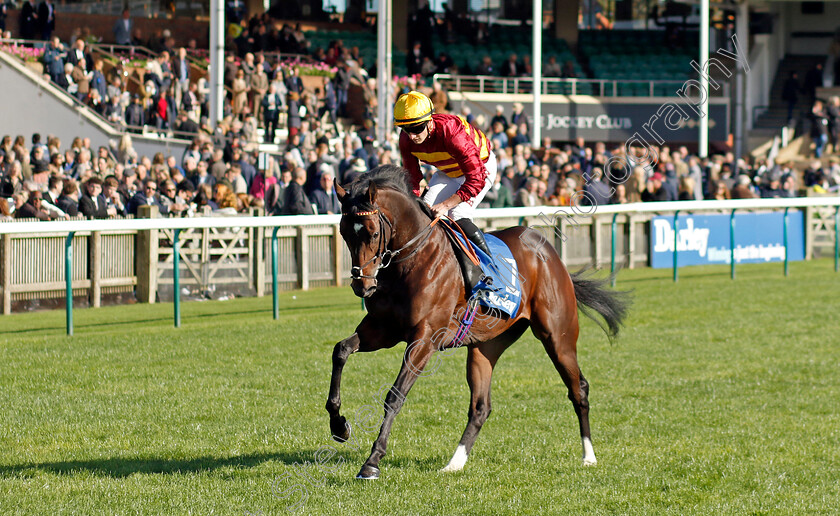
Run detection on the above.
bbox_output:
[570,268,631,342]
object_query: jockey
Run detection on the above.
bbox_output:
[395,91,497,259]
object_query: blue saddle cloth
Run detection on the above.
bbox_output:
[450,229,523,317]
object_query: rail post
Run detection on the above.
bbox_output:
[2,234,11,315]
[673,211,680,282]
[65,232,75,336]
[730,209,737,280]
[835,206,839,273]
[173,229,182,327]
[271,227,280,320]
[610,213,618,287]
[783,208,790,277]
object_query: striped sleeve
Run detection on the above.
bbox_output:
[445,118,487,202]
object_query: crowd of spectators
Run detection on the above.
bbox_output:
[4,107,839,224]
[3,26,840,222]
[480,135,830,210]
[2,7,839,225]
[0,120,397,222]
[0,6,338,143]
[7,4,579,150]
[37,31,221,137]
[13,14,373,146]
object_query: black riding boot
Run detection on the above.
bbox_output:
[456,218,492,258]
[449,218,490,294]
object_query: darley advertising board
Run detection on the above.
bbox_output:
[649,212,805,269]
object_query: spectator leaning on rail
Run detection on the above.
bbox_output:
[55,178,79,216]
[394,90,496,259]
[127,179,163,215]
[16,190,53,220]
[79,177,109,219]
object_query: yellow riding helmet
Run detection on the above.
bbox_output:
[394,91,434,127]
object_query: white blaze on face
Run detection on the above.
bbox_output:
[353,222,364,235]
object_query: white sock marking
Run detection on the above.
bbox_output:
[582,437,597,465]
[441,444,468,472]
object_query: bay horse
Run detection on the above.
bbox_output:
[327,165,629,479]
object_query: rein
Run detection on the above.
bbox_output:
[347,205,486,345]
[347,208,439,282]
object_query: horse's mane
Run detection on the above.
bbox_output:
[344,164,433,219]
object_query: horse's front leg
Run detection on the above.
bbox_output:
[326,333,360,441]
[357,333,437,480]
[326,317,399,442]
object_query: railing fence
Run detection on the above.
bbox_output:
[1,198,839,333]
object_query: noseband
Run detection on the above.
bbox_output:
[347,208,437,283]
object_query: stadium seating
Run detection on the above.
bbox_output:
[303,27,698,98]
[580,29,698,96]
[304,29,408,75]
[303,26,588,81]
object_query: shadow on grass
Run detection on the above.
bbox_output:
[0,450,326,478]
[378,454,445,472]
[188,303,352,320]
[321,454,447,487]
[0,303,356,337]
[617,269,730,284]
[0,316,172,336]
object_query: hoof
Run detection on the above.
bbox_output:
[355,465,380,480]
[583,457,598,466]
[439,464,464,473]
[330,416,350,442]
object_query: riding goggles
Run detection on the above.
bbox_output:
[401,121,429,134]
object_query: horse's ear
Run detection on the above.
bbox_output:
[335,180,346,201]
[367,182,377,204]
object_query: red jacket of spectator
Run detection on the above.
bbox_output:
[157,96,168,122]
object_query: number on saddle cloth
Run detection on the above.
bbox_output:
[442,222,523,317]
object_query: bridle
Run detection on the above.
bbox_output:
[347,207,437,282]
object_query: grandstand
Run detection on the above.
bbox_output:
[2,3,840,515]
[580,29,699,96]
[2,1,837,226]
[305,29,409,77]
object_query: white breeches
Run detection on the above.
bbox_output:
[422,151,497,220]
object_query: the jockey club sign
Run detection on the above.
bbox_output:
[453,96,729,142]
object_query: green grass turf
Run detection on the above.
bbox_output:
[0,260,838,515]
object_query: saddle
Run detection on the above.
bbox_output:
[440,222,492,295]
[416,200,487,296]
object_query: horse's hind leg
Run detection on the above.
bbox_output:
[531,312,597,465]
[441,344,503,472]
[441,319,529,473]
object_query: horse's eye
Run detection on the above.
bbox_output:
[372,231,379,238]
